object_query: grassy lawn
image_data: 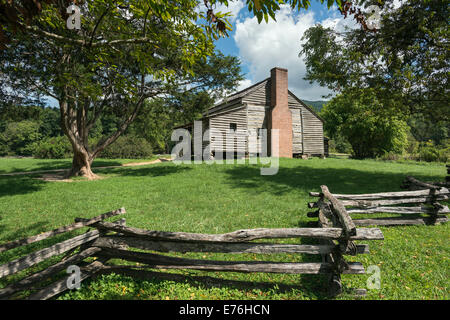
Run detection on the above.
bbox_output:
[0,157,448,300]
[0,157,162,174]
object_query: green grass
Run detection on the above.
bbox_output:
[0,157,161,174]
[0,157,448,300]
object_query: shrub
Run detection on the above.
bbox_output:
[321,89,408,159]
[100,135,153,159]
[0,120,41,156]
[379,151,401,161]
[31,136,72,159]
[405,133,419,155]
[328,135,352,154]
[437,148,449,163]
[416,141,449,163]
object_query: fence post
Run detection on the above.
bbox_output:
[320,185,356,236]
[318,185,366,297]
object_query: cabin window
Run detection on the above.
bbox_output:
[229,123,237,132]
[257,128,265,137]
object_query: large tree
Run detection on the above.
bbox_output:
[321,88,409,158]
[0,0,365,178]
[0,1,366,48]
[0,0,229,179]
[301,0,449,122]
[129,51,243,153]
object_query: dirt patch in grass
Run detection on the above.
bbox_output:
[34,172,106,182]
[32,158,172,182]
[121,158,172,167]
[34,172,73,182]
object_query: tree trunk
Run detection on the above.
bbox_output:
[58,87,145,180]
[66,148,98,180]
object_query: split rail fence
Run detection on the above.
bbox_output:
[308,183,449,227]
[306,185,385,295]
[0,206,384,299]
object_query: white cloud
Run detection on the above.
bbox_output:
[236,78,253,92]
[233,5,361,101]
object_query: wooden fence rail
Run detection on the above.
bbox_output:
[305,187,384,296]
[0,208,126,300]
[0,208,126,253]
[308,182,449,227]
[0,206,383,299]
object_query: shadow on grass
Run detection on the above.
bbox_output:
[0,176,47,198]
[0,159,125,174]
[223,163,443,196]
[88,267,330,300]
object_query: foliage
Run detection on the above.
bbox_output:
[0,0,248,176]
[321,88,408,159]
[378,139,449,163]
[129,51,243,153]
[0,120,41,156]
[129,98,174,154]
[300,0,450,122]
[0,0,215,175]
[302,100,327,113]
[0,106,62,157]
[99,135,153,159]
[0,105,42,122]
[327,135,352,154]
[417,141,449,163]
[31,133,154,160]
[31,135,72,159]
[0,1,351,47]
[38,107,61,138]
[408,114,449,146]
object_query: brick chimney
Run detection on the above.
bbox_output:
[269,67,292,158]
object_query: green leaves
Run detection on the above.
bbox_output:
[327,0,335,9]
[321,88,409,159]
[301,1,450,122]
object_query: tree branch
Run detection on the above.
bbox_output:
[88,6,111,48]
[23,25,156,48]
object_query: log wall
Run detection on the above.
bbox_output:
[208,105,247,154]
[204,79,324,156]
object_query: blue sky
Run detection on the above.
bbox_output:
[210,0,359,101]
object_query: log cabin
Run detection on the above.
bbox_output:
[176,67,325,159]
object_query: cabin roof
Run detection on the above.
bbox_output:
[203,78,323,122]
[174,76,324,130]
[203,78,270,116]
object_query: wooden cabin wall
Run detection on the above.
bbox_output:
[290,107,303,154]
[204,80,324,157]
[300,107,324,155]
[242,80,270,155]
[242,81,271,106]
[208,105,247,153]
[288,93,324,155]
[246,104,268,154]
[202,118,210,159]
[288,92,304,154]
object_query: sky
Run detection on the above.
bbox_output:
[211,0,360,101]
